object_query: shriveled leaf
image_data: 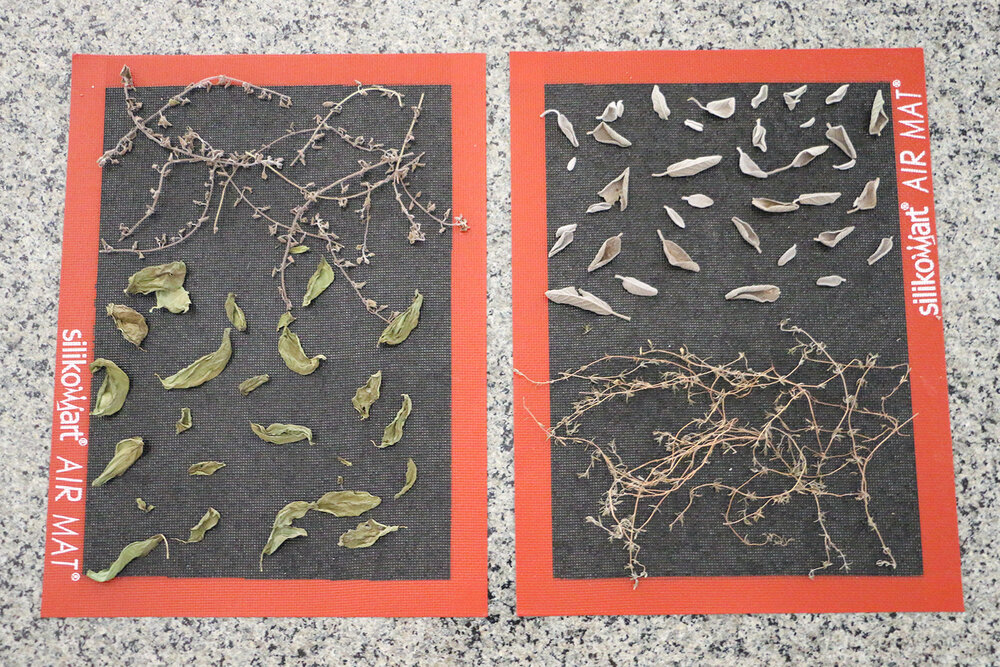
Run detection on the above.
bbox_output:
[276,312,296,330]
[751,84,768,109]
[540,109,578,147]
[595,100,623,121]
[548,224,577,257]
[816,275,847,287]
[868,237,894,265]
[224,293,247,331]
[544,286,630,320]
[615,275,658,297]
[106,303,148,347]
[814,226,856,248]
[188,461,226,476]
[834,159,856,170]
[86,534,168,582]
[586,202,613,214]
[587,121,632,147]
[394,459,418,499]
[378,290,423,346]
[782,84,807,110]
[338,518,402,549]
[180,507,220,544]
[92,437,144,486]
[136,497,155,512]
[731,217,762,253]
[175,407,192,434]
[767,145,829,175]
[752,198,800,213]
[799,117,816,128]
[588,233,623,272]
[125,261,186,295]
[251,422,313,445]
[158,328,232,389]
[651,85,670,120]
[725,285,781,303]
[656,230,700,272]
[314,490,381,517]
[777,244,798,267]
[688,96,735,118]
[870,89,889,136]
[681,194,714,208]
[239,374,270,396]
[278,327,326,374]
[301,256,334,307]
[597,168,630,211]
[260,500,315,569]
[825,124,857,160]
[795,192,842,206]
[825,84,849,105]
[89,358,130,417]
[663,205,685,229]
[152,286,191,314]
[737,147,767,179]
[752,118,767,152]
[653,155,722,178]
[351,370,382,419]
[848,178,880,213]
[379,394,412,448]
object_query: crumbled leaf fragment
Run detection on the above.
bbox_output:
[394,459,418,499]
[338,518,402,549]
[224,293,247,331]
[175,407,192,434]
[251,422,313,445]
[260,501,315,570]
[278,327,325,375]
[352,370,382,419]
[92,437,144,487]
[379,394,412,448]
[302,256,334,307]
[188,461,226,476]
[86,534,168,582]
[106,303,148,347]
[157,328,233,389]
[239,374,270,396]
[180,508,220,544]
[276,312,296,330]
[136,497,155,512]
[89,358,130,417]
[313,490,382,517]
[378,290,423,346]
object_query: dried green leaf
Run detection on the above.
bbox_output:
[314,490,382,516]
[251,422,313,445]
[152,286,191,314]
[224,293,247,331]
[89,358,130,417]
[157,328,233,389]
[86,534,168,582]
[276,312,296,330]
[188,461,226,476]
[302,256,334,307]
[278,327,325,375]
[289,244,310,254]
[136,497,155,512]
[106,303,148,347]
[175,407,192,434]
[260,500,315,569]
[338,518,402,549]
[239,374,270,396]
[379,394,412,448]
[125,261,186,295]
[394,458,418,499]
[378,290,423,346]
[180,507,220,543]
[92,437,144,487]
[352,370,382,419]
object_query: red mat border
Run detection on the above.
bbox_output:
[510,48,963,616]
[42,53,487,618]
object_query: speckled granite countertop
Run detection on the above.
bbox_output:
[1,1,997,664]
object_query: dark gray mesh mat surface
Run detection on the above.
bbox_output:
[84,83,452,580]
[544,83,921,579]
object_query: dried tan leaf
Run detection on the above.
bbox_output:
[799,117,816,128]
[544,287,630,320]
[540,109,578,147]
[751,198,800,213]
[816,275,847,287]
[596,100,624,122]
[615,275,658,297]
[548,224,577,258]
[868,237,894,265]
[652,155,722,178]
[725,285,781,303]
[688,96,735,119]
[825,84,849,105]
[597,168,630,210]
[834,159,856,170]
[814,226,856,248]
[825,124,857,160]
[586,202,613,214]
[848,178,880,213]
[782,85,807,110]
[751,85,768,109]
[656,229,700,272]
[870,89,889,136]
[767,145,829,175]
[681,194,714,208]
[651,85,670,120]
[587,121,632,147]
[663,205,685,229]
[588,233,623,272]
[731,217,761,253]
[795,192,842,206]
[737,147,768,179]
[777,244,797,266]
[752,119,767,152]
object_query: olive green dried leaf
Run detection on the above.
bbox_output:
[188,461,226,476]
[224,293,247,331]
[157,328,232,389]
[89,358,130,417]
[180,507,220,544]
[302,256,335,307]
[351,370,382,419]
[106,303,148,348]
[276,312,296,330]
[250,422,313,445]
[313,490,382,517]
[338,518,402,549]
[278,327,325,375]
[239,374,270,396]
[289,244,310,254]
[175,407,192,434]
[260,500,315,570]
[378,290,423,346]
[86,533,168,582]
[379,394,412,448]
[136,497,155,512]
[92,437,144,487]
[125,261,186,295]
[394,458,417,499]
[152,286,191,314]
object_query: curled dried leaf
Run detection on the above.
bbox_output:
[544,286,630,320]
[825,84,849,105]
[597,168,630,211]
[777,244,798,267]
[683,119,704,132]
[180,507,220,544]
[394,458,418,499]
[289,244,310,254]
[651,85,670,120]
[188,461,226,476]
[814,226,856,248]
[87,534,167,582]
[870,89,889,136]
[688,96,735,119]
[725,284,781,303]
[379,394,412,448]
[752,119,767,152]
[595,100,624,122]
[314,490,381,517]
[799,117,816,128]
[868,237,894,265]
[782,84,807,110]
[152,287,191,314]
[588,233,623,272]
[751,198,800,213]
[767,145,829,175]
[615,275,658,297]
[224,293,247,331]
[540,109,578,147]
[731,217,762,253]
[106,303,148,347]
[351,370,382,419]
[816,275,847,287]
[848,178,880,213]
[89,358,130,417]
[378,290,423,346]
[834,159,856,170]
[795,192,842,206]
[737,147,768,179]
[656,229,700,272]
[260,500,314,569]
[681,194,714,208]
[158,329,232,389]
[279,327,325,374]
[338,518,402,549]
[136,498,155,512]
[251,422,313,445]
[276,312,296,330]
[548,224,577,257]
[175,407,192,434]
[663,205,685,229]
[92,437,144,486]
[825,124,857,160]
[653,155,722,178]
[751,84,768,109]
[588,121,632,147]
[586,202,613,214]
[239,374,270,396]
[302,256,334,307]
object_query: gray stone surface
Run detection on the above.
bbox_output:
[0,0,997,663]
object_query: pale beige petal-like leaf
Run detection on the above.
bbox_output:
[587,234,623,272]
[614,275,658,297]
[825,124,857,160]
[567,157,577,171]
[825,84,850,105]
[587,121,632,147]
[782,85,807,110]
[870,89,889,136]
[751,198,800,213]
[597,168,630,210]
[688,96,735,119]
[814,226,856,248]
[663,205,685,229]
[652,155,722,178]
[596,101,622,122]
[540,109,578,147]
[752,119,767,152]
[548,224,577,258]
[751,85,768,109]
[834,159,856,170]
[799,117,816,128]
[681,194,714,208]
[586,202,613,214]
[683,119,704,132]
[867,237,894,265]
[767,145,829,175]
[795,192,842,206]
[656,229,700,272]
[544,286,630,320]
[725,285,781,303]
[816,275,847,287]
[737,147,768,179]
[651,85,670,120]
[848,178,880,213]
[777,244,798,266]
[731,217,761,253]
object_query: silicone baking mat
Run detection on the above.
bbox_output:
[43,54,486,617]
[511,49,962,616]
